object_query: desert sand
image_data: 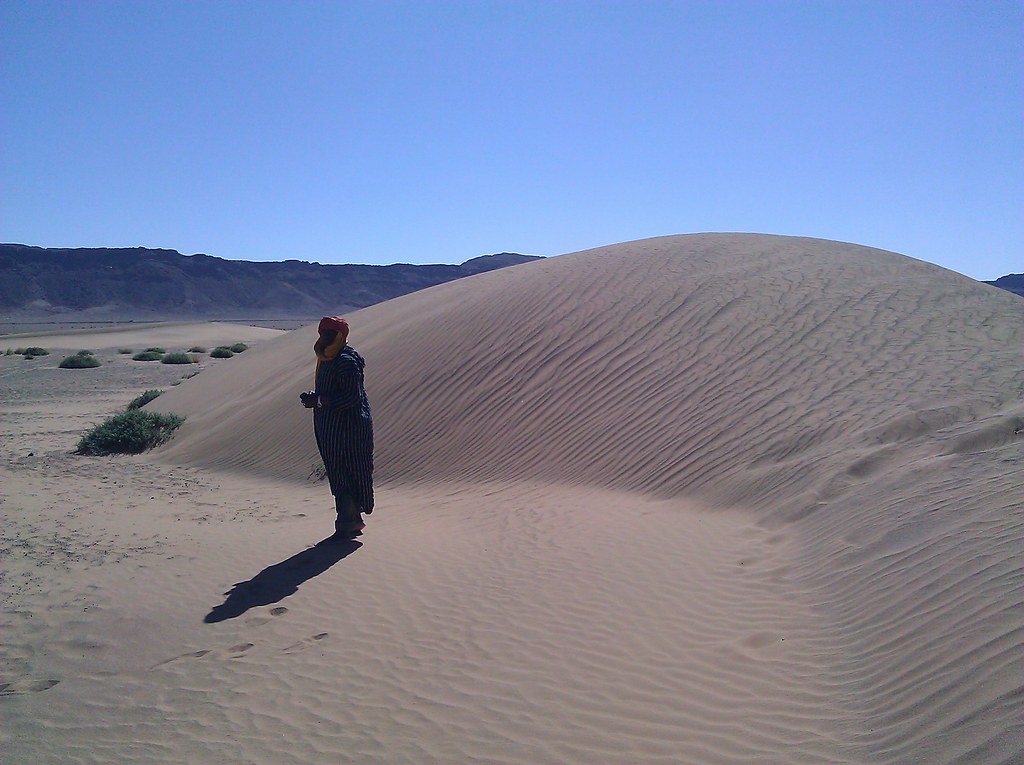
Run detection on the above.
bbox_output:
[1,320,286,352]
[2,234,1022,764]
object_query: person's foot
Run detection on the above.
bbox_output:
[330,521,365,540]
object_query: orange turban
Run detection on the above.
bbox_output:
[314,316,350,386]
[318,316,350,342]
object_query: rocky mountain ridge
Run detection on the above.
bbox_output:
[983,273,1024,298]
[0,245,541,321]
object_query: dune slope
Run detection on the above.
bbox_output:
[149,233,1024,761]
[152,233,1020,503]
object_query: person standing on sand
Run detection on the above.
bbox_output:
[300,316,374,540]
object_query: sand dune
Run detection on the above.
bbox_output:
[5,234,1021,763]
[152,235,1021,505]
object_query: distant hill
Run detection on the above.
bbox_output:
[984,273,1024,298]
[0,245,541,321]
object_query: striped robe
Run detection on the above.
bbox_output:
[313,346,374,514]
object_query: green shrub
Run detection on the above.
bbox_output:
[76,349,95,356]
[5,348,14,355]
[210,347,234,358]
[126,389,162,410]
[23,347,49,357]
[77,410,185,455]
[188,346,206,353]
[161,352,196,365]
[59,353,102,369]
[13,348,26,354]
[133,351,163,361]
[118,348,133,354]
[145,347,166,354]
[228,343,248,353]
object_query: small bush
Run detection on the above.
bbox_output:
[126,389,162,410]
[210,347,234,358]
[145,347,166,354]
[77,410,185,455]
[133,351,163,361]
[5,348,14,355]
[228,343,248,353]
[161,352,196,365]
[14,348,26,354]
[76,349,95,356]
[23,347,49,357]
[188,346,207,353]
[118,348,133,354]
[59,353,102,369]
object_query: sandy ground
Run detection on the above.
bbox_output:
[1,320,286,353]
[3,337,844,764]
[3,235,1023,764]
[1,318,312,335]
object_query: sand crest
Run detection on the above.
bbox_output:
[4,234,1022,763]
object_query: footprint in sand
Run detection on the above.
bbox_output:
[282,633,329,654]
[738,633,788,653]
[150,649,212,669]
[227,642,254,657]
[740,632,778,649]
[0,678,61,695]
[151,641,253,668]
[244,605,289,627]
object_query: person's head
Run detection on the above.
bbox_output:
[315,316,350,358]
[318,316,350,343]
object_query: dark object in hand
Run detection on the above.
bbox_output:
[300,391,317,408]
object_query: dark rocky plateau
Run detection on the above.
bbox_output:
[983,273,1024,298]
[0,245,541,322]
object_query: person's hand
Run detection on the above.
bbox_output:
[299,391,317,408]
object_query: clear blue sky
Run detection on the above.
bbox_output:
[2,1,1020,279]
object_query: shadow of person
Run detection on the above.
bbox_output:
[204,538,361,623]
